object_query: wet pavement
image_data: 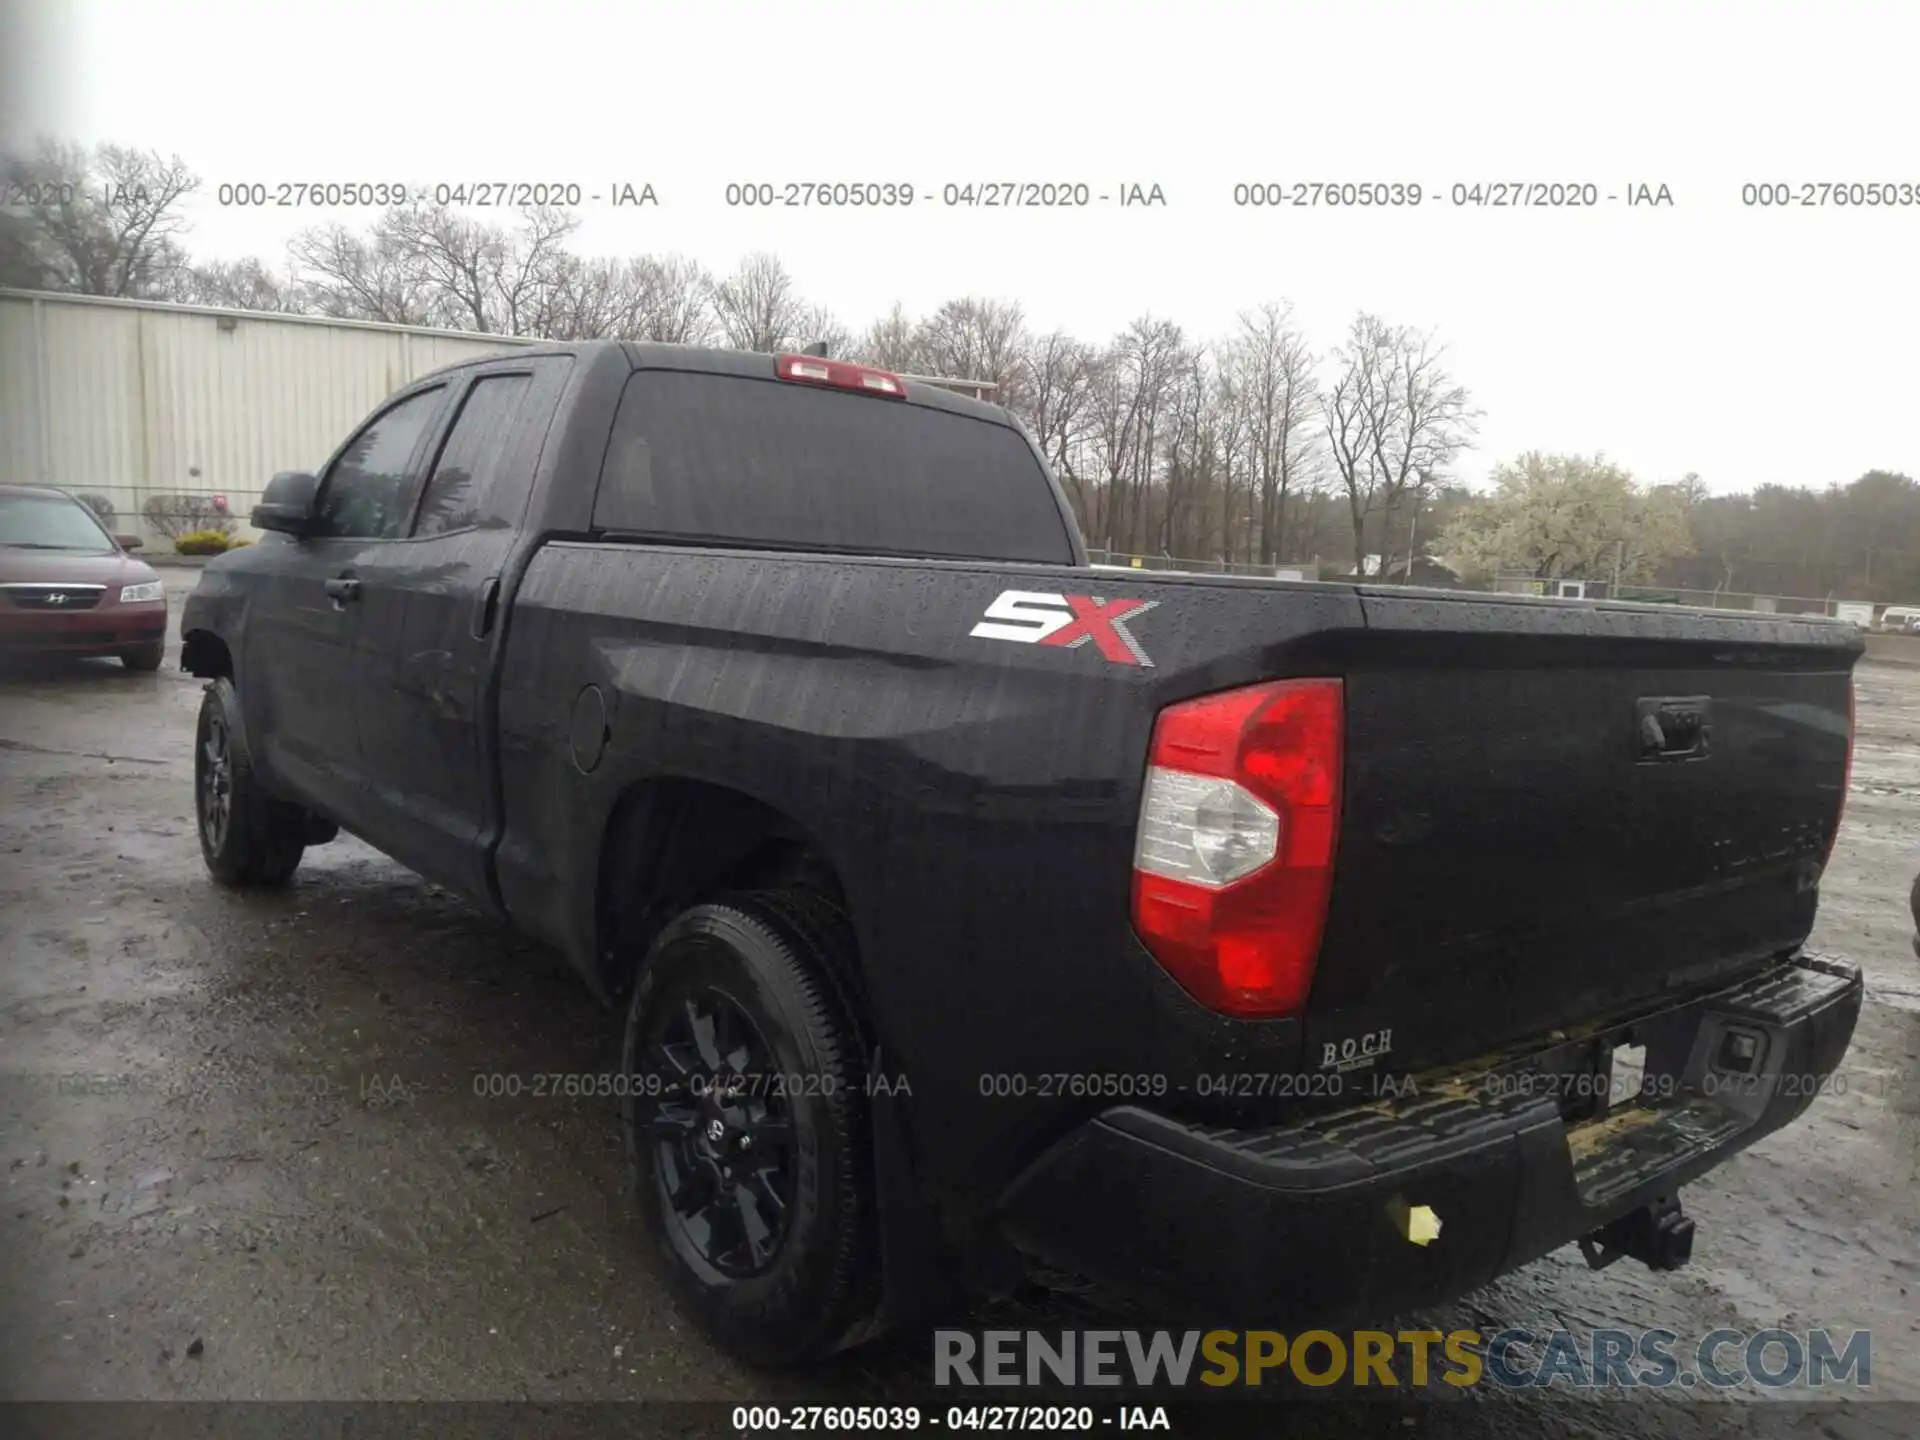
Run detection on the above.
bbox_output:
[1,570,1916,1436]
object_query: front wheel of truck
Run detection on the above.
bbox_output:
[194,678,306,887]
[621,894,876,1366]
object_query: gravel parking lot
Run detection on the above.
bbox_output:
[2,572,1916,1437]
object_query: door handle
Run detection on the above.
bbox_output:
[472,575,501,638]
[324,576,361,604]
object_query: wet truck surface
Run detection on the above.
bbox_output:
[143,339,1865,1366]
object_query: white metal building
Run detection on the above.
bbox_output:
[0,288,997,545]
[0,289,537,543]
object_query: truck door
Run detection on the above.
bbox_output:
[347,357,570,901]
[241,382,450,832]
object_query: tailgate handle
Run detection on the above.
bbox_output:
[1637,696,1710,762]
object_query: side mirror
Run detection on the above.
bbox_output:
[114,533,143,551]
[252,470,320,535]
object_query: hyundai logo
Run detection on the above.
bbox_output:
[45,592,69,605]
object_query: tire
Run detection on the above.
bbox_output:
[121,640,166,672]
[194,678,306,887]
[621,892,875,1365]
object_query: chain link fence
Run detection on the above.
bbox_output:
[1090,550,1892,625]
[1085,549,1322,581]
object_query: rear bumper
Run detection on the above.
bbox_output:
[995,952,1863,1323]
[0,603,167,654]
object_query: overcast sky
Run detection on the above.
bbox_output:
[8,0,1917,493]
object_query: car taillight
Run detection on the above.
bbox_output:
[1131,678,1344,1019]
[774,353,907,398]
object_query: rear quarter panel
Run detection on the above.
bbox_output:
[494,546,1366,1199]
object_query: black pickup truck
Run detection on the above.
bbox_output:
[181,340,1863,1364]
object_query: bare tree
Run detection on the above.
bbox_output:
[4,138,197,297]
[289,220,436,325]
[1366,324,1478,577]
[380,203,496,332]
[0,207,57,289]
[488,207,577,337]
[796,303,856,359]
[542,252,717,343]
[1321,314,1476,576]
[1206,360,1252,564]
[1159,350,1219,557]
[708,252,808,352]
[379,202,577,335]
[1227,302,1319,565]
[1090,316,1187,554]
[855,302,924,372]
[630,255,715,344]
[539,253,628,340]
[164,256,304,312]
[914,298,1032,409]
[1023,330,1100,523]
[1322,314,1394,575]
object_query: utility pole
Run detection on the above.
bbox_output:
[1613,538,1626,595]
[1404,468,1434,581]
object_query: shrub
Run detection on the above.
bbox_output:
[141,493,236,541]
[75,492,117,526]
[173,529,234,556]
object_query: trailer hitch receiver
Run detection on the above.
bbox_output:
[1578,1195,1695,1272]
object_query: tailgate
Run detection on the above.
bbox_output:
[1305,589,1858,1074]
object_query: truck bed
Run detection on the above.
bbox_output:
[493,546,1857,1188]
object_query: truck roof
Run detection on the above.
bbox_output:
[413,338,1016,428]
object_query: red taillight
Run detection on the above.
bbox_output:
[774,353,907,398]
[1131,678,1344,1018]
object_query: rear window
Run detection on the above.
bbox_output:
[593,370,1073,564]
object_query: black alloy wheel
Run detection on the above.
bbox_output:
[621,893,876,1364]
[193,678,305,887]
[642,987,797,1277]
[197,705,234,855]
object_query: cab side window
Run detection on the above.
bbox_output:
[313,387,447,540]
[412,374,535,537]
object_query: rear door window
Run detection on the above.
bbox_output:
[593,370,1073,564]
[411,374,535,537]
